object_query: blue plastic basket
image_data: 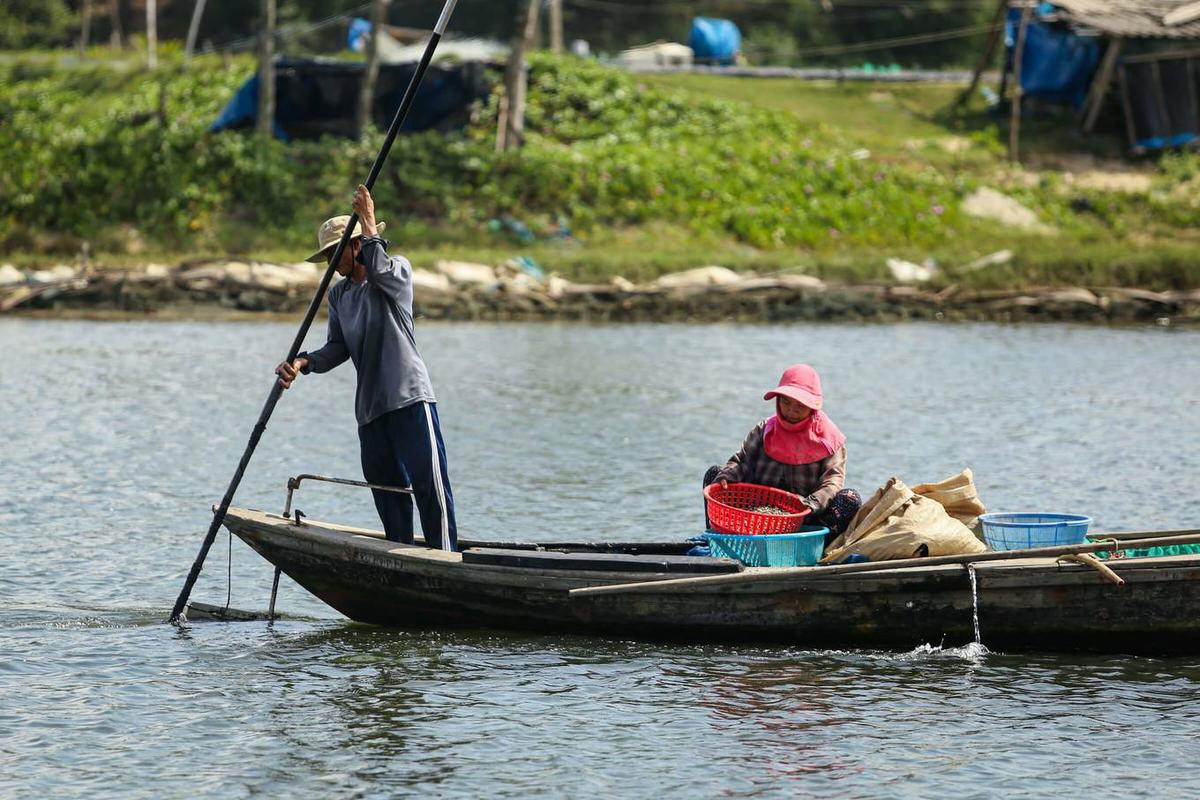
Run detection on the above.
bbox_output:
[704,526,829,567]
[979,512,1092,551]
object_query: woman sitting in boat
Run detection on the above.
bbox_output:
[706,364,861,537]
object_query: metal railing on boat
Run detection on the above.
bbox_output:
[283,473,412,519]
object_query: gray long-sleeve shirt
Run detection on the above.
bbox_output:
[299,236,435,426]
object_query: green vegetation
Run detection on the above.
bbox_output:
[1,51,1197,289]
[0,0,74,50]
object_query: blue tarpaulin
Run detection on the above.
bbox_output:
[209,57,489,141]
[1005,7,1100,108]
[347,17,371,53]
[209,74,288,139]
[689,17,740,64]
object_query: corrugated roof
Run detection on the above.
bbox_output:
[1051,0,1200,38]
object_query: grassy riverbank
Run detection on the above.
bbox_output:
[2,49,1198,289]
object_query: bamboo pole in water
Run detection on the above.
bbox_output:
[571,529,1200,598]
[167,0,461,623]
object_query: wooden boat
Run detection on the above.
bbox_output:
[221,506,1200,654]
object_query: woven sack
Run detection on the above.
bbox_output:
[821,475,986,564]
[911,468,987,526]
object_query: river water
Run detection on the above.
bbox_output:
[3,318,1199,798]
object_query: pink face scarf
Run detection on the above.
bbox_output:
[762,402,847,465]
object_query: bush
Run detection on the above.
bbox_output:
[0,56,362,250]
[0,53,966,254]
[0,0,74,49]
[385,54,961,248]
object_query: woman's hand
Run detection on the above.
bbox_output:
[720,479,728,490]
[275,357,308,389]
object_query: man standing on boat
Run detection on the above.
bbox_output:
[275,185,457,551]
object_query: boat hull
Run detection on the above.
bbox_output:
[224,507,1200,654]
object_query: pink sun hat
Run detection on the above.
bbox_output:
[763,364,824,410]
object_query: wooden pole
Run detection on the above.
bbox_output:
[1060,553,1124,586]
[79,0,94,58]
[168,0,462,624]
[549,0,564,54]
[1150,59,1174,141]
[570,529,1200,598]
[952,0,1007,111]
[256,0,276,139]
[1008,1,1034,162]
[146,0,157,69]
[1081,38,1123,132]
[267,566,282,621]
[184,0,209,62]
[356,0,391,139]
[109,0,124,51]
[501,0,541,151]
[1118,63,1139,152]
[494,91,510,152]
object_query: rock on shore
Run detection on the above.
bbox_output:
[1,259,1197,325]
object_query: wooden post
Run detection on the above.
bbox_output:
[1117,64,1139,151]
[549,0,564,54]
[494,91,510,151]
[79,0,94,58]
[109,0,124,51]
[356,0,391,138]
[952,0,1008,110]
[1008,1,1034,163]
[157,71,168,126]
[146,0,157,69]
[185,0,209,62]
[256,0,276,139]
[1081,38,1123,132]
[267,566,282,621]
[500,0,541,151]
[1189,55,1199,140]
[1150,59,1174,140]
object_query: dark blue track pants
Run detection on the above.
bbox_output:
[358,402,457,550]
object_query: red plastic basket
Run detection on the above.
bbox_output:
[704,482,811,535]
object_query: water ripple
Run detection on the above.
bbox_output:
[3,319,1200,798]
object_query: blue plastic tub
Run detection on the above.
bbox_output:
[979,512,1092,551]
[704,526,829,567]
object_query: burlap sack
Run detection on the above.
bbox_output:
[911,468,986,527]
[821,474,986,564]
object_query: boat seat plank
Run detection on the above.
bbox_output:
[462,547,744,574]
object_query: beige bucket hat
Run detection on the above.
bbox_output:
[304,215,387,263]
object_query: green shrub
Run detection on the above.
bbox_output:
[383,54,962,248]
[0,53,965,254]
[0,0,74,49]
[0,49,1194,292]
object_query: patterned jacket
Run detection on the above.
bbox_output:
[714,420,847,512]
